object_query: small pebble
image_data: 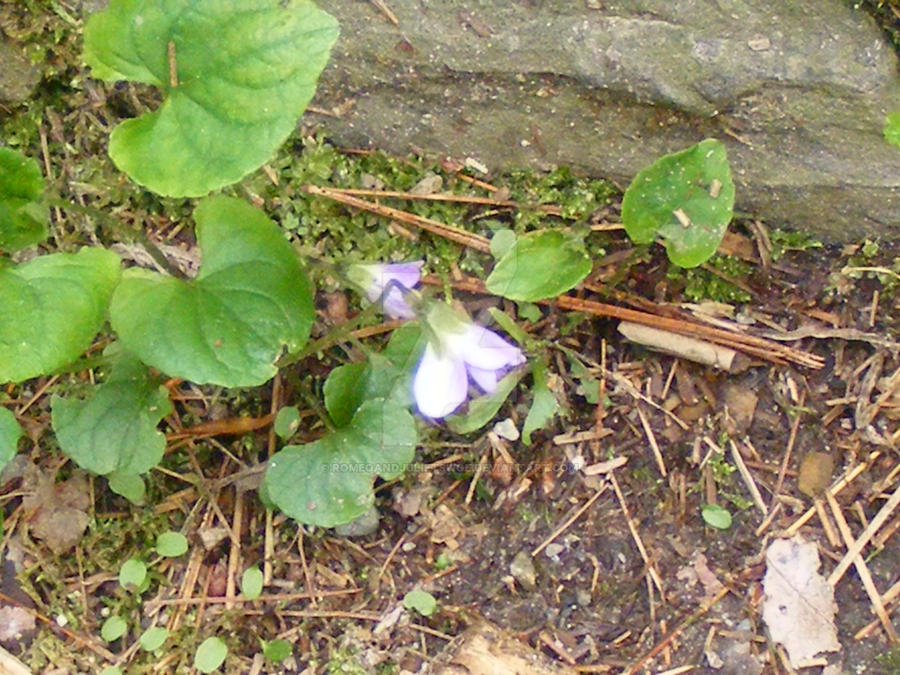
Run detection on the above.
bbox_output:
[509,550,537,590]
[544,543,565,561]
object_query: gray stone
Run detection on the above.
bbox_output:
[332,504,380,537]
[0,36,40,104]
[310,0,900,241]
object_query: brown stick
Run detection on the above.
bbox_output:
[423,274,823,369]
[303,185,491,252]
[316,185,563,215]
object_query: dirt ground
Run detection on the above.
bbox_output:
[1,190,899,674]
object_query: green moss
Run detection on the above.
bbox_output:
[671,255,753,303]
[325,646,370,674]
[769,229,822,260]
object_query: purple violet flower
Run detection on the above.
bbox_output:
[413,303,526,418]
[348,261,423,319]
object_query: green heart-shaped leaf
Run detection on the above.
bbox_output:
[52,352,172,476]
[264,398,416,528]
[83,0,339,197]
[323,324,424,427]
[0,248,121,383]
[622,138,735,268]
[486,229,592,301]
[0,148,48,251]
[110,196,313,387]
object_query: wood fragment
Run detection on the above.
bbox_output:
[828,480,900,586]
[783,454,880,536]
[727,440,767,515]
[311,185,563,215]
[553,428,614,445]
[610,473,665,596]
[368,0,398,24]
[824,490,898,641]
[582,456,628,476]
[145,587,359,608]
[0,644,31,675]
[637,405,667,477]
[531,483,608,557]
[772,393,803,504]
[759,325,900,351]
[814,497,841,548]
[225,488,243,610]
[167,413,275,440]
[618,321,740,371]
[854,579,900,640]
[673,208,692,228]
[304,185,491,251]
[538,631,578,666]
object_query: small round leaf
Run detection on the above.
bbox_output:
[100,616,127,642]
[139,626,168,652]
[273,406,301,440]
[156,531,188,557]
[107,472,146,505]
[701,504,733,530]
[194,636,228,673]
[403,590,437,616]
[622,138,734,268]
[486,230,591,301]
[262,639,292,663]
[118,558,147,590]
[241,567,264,600]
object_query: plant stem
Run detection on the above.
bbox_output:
[277,302,382,368]
[47,197,184,278]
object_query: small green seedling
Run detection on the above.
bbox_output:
[155,531,188,557]
[403,589,437,616]
[486,229,592,301]
[139,626,169,652]
[701,504,733,530]
[241,567,264,600]
[194,636,228,673]
[100,616,127,643]
[273,406,302,440]
[262,639,293,663]
[118,558,147,591]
